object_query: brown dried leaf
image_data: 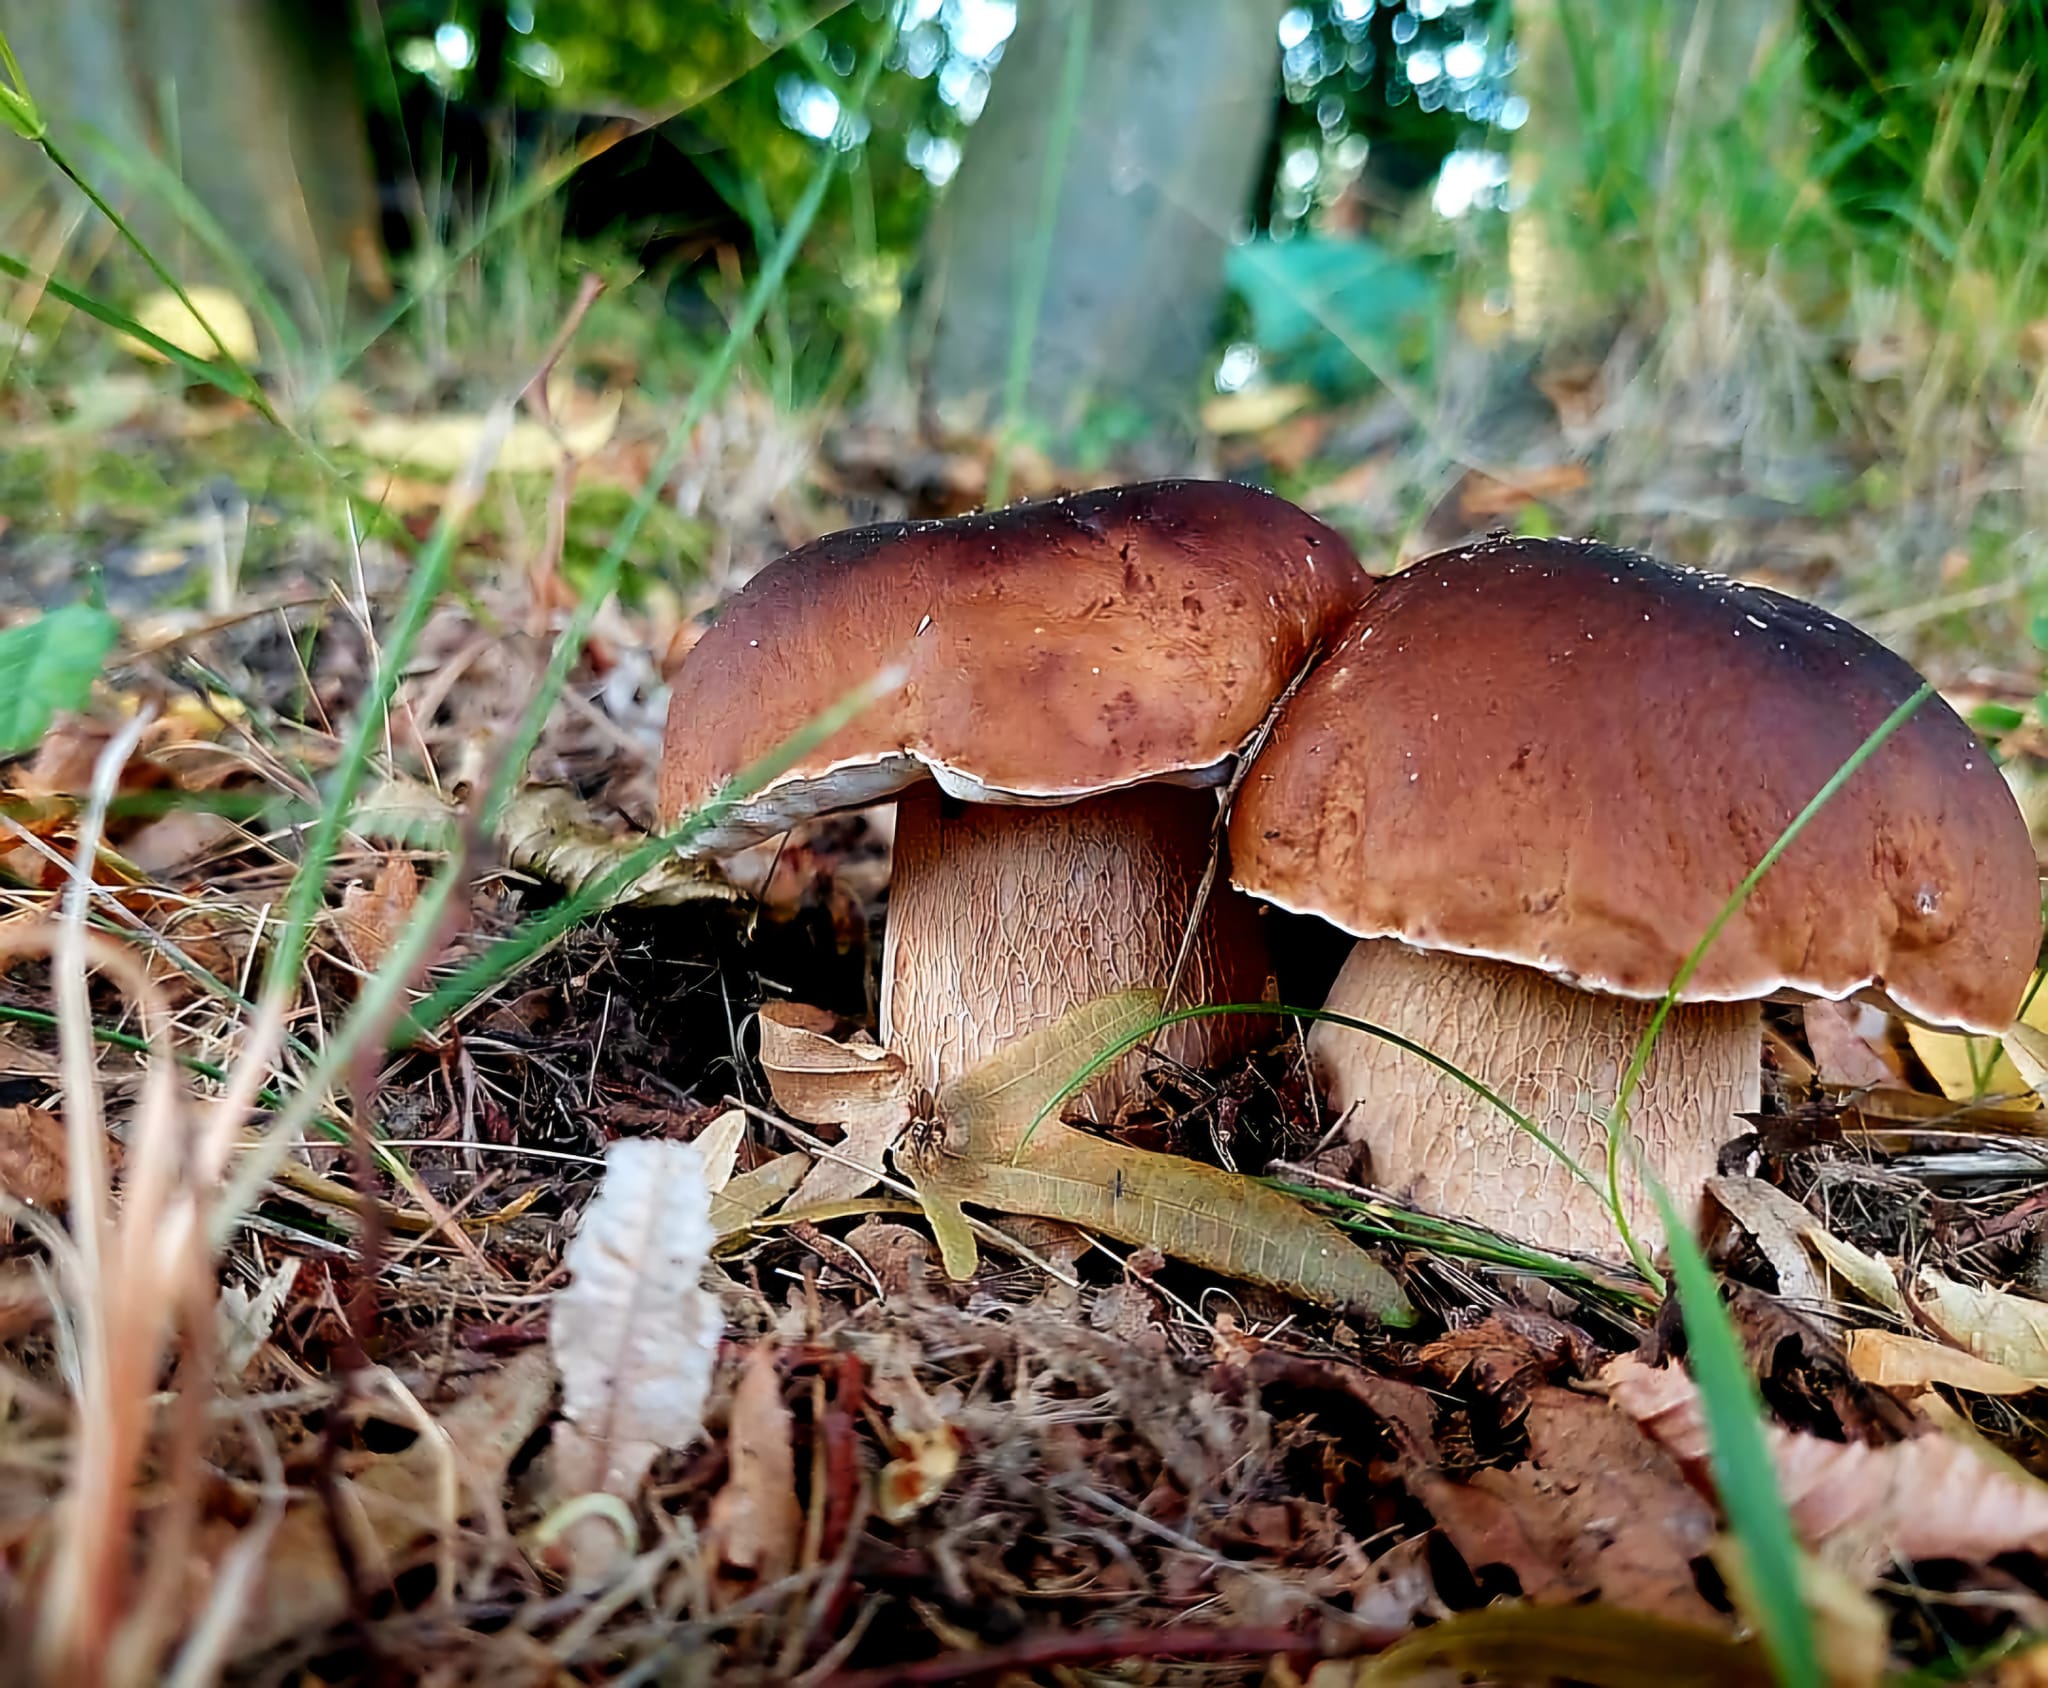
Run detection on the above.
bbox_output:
[1603,1354,2048,1575]
[1415,1386,1719,1624]
[758,1000,912,1204]
[228,1350,557,1656]
[1801,1001,1902,1089]
[1916,1267,2048,1382]
[1845,1329,2039,1396]
[706,1343,802,1586]
[0,1103,66,1211]
[337,853,419,974]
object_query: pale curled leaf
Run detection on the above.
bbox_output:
[705,1344,802,1582]
[711,1152,811,1238]
[758,1001,913,1204]
[550,1137,721,1496]
[1916,1267,2048,1382]
[757,1001,912,1128]
[1801,1227,1905,1316]
[1845,1329,2037,1395]
[1602,1354,2048,1576]
[217,1257,300,1382]
[1704,1177,1827,1305]
[695,1109,747,1194]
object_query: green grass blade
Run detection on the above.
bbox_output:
[483,21,895,831]
[1601,682,1936,1258]
[1651,1170,1822,1688]
[400,660,905,1044]
[0,250,263,402]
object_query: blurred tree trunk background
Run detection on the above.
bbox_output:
[919,0,1289,448]
[0,0,383,327]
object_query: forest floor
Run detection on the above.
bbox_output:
[1,321,2047,1687]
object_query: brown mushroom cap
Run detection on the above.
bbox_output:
[1229,535,2042,1035]
[659,479,1369,849]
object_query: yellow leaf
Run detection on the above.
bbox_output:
[710,1152,812,1239]
[1845,1328,2039,1395]
[1904,970,2048,1106]
[118,284,259,364]
[333,372,622,475]
[1801,1226,1906,1316]
[1351,1603,1769,1688]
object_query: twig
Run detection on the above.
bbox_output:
[1155,648,1323,1024]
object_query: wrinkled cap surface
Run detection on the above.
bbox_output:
[1229,535,2042,1034]
[660,479,1370,849]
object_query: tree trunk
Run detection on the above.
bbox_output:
[0,0,384,334]
[920,0,1288,444]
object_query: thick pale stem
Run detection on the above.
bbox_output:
[1310,938,1760,1256]
[881,783,1273,1120]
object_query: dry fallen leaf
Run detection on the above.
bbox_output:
[1905,970,2048,1107]
[216,1257,301,1382]
[1704,1176,1828,1305]
[227,1351,558,1656]
[1802,1226,1906,1317]
[1414,1385,1719,1625]
[1916,1267,2048,1383]
[548,1136,721,1585]
[711,1152,812,1240]
[1802,1000,1903,1089]
[1844,1328,2038,1395]
[705,1343,802,1589]
[757,1001,913,1205]
[907,991,1414,1323]
[0,1103,67,1212]
[1602,1354,2048,1576]
[117,284,260,364]
[337,853,420,974]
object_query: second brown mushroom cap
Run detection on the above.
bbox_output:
[1229,535,2042,1256]
[659,479,1371,1116]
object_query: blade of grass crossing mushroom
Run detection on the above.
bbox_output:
[399,659,908,1043]
[1012,1000,1599,1195]
[1602,681,1937,1275]
[1649,1167,1823,1688]
[483,24,895,831]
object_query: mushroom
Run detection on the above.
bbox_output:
[659,479,1371,1116]
[1228,535,2042,1254]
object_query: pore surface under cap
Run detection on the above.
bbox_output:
[1229,535,2041,1034]
[658,479,1369,850]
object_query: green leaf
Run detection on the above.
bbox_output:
[0,603,118,756]
[1970,701,2027,735]
[2030,610,2048,653]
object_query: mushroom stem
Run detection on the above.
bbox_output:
[881,782,1273,1120]
[1309,939,1759,1256]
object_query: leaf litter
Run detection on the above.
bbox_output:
[0,383,2046,1685]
